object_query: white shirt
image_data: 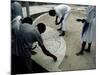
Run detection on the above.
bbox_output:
[54,5,71,18]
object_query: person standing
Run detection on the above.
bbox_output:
[76,6,96,56]
[49,5,71,36]
[11,0,23,51]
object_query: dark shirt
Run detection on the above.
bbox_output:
[12,23,43,57]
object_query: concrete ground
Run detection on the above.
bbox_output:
[23,5,96,71]
[59,9,96,71]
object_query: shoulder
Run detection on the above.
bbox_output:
[20,23,33,30]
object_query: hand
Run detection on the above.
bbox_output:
[55,22,59,25]
[52,55,57,62]
[82,19,86,23]
[76,19,82,22]
[31,51,37,55]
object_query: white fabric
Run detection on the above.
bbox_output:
[54,5,71,31]
[84,6,96,23]
[81,6,96,43]
[11,1,23,20]
[12,16,22,34]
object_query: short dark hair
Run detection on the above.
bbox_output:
[37,23,46,34]
[49,9,56,16]
[22,17,33,24]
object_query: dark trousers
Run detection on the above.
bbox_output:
[11,54,33,74]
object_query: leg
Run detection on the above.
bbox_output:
[59,20,66,36]
[11,55,33,74]
[76,41,86,56]
[24,57,33,73]
[59,13,70,36]
[18,57,33,74]
[85,42,92,53]
[57,24,62,31]
[57,23,62,31]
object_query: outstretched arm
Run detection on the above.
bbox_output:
[35,30,57,61]
[38,43,57,62]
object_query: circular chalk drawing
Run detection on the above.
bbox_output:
[41,26,61,53]
[43,40,61,53]
[31,13,66,71]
